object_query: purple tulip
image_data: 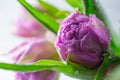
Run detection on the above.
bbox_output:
[8,38,58,63]
[8,38,59,80]
[16,71,58,80]
[55,11,110,68]
[14,8,46,38]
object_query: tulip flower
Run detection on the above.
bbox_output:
[16,70,58,80]
[8,38,59,80]
[55,11,110,69]
[8,38,59,63]
[14,7,46,38]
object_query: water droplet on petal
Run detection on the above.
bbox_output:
[74,71,79,75]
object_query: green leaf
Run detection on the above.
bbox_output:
[18,0,59,34]
[38,0,69,19]
[65,0,85,14]
[0,59,96,79]
[83,0,95,15]
[0,60,74,76]
[0,59,96,80]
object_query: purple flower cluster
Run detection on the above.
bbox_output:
[55,11,110,68]
[8,7,59,80]
[8,38,59,80]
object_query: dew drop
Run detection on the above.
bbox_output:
[108,56,112,59]
[74,71,79,75]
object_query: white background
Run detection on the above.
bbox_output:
[0,0,120,80]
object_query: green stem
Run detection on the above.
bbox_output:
[83,0,94,15]
[94,53,110,80]
[94,51,120,80]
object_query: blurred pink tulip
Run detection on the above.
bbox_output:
[16,70,58,80]
[14,7,46,38]
[8,38,59,63]
[7,37,59,80]
[10,6,60,80]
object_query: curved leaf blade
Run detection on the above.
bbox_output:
[39,0,69,19]
[83,0,95,15]
[18,0,59,34]
[65,0,85,14]
[0,60,74,75]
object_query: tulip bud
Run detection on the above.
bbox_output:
[8,38,59,80]
[16,71,58,80]
[55,11,110,69]
[8,38,59,63]
[14,7,46,38]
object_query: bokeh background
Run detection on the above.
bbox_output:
[0,0,120,80]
